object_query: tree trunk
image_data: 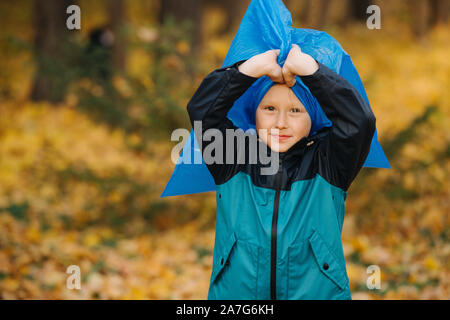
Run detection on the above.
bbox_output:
[107,0,126,71]
[301,0,330,29]
[429,0,449,27]
[300,0,312,25]
[30,0,74,103]
[410,0,431,38]
[348,0,372,22]
[214,0,250,35]
[159,0,204,56]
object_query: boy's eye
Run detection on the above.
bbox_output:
[264,106,275,111]
[290,108,301,113]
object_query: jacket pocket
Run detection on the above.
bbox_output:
[287,230,350,299]
[210,232,237,285]
[208,236,260,300]
[308,228,348,291]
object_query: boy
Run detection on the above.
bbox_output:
[187,44,376,300]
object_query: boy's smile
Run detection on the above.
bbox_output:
[255,84,312,153]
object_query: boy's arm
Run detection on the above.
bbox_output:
[187,49,282,129]
[300,63,376,191]
[187,49,282,185]
[186,60,259,184]
[187,60,257,131]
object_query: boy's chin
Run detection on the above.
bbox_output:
[267,143,293,153]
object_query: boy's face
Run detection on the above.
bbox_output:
[256,84,311,153]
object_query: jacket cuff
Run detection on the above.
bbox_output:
[298,60,326,83]
[226,59,260,85]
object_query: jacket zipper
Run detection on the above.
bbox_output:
[270,156,283,300]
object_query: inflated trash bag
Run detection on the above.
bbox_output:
[161,0,390,197]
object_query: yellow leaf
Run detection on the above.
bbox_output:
[83,233,100,247]
[26,226,41,243]
[424,256,439,271]
[176,41,190,55]
[2,278,20,291]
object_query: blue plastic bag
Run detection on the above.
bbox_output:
[161,0,390,197]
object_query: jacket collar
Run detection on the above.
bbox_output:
[277,126,331,162]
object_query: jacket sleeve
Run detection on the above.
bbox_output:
[187,60,259,184]
[300,62,376,191]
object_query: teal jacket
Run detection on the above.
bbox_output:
[187,60,376,300]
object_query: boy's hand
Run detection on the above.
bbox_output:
[238,49,284,83]
[282,44,319,87]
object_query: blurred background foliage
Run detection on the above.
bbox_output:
[0,0,448,299]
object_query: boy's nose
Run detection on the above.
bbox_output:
[275,111,288,128]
